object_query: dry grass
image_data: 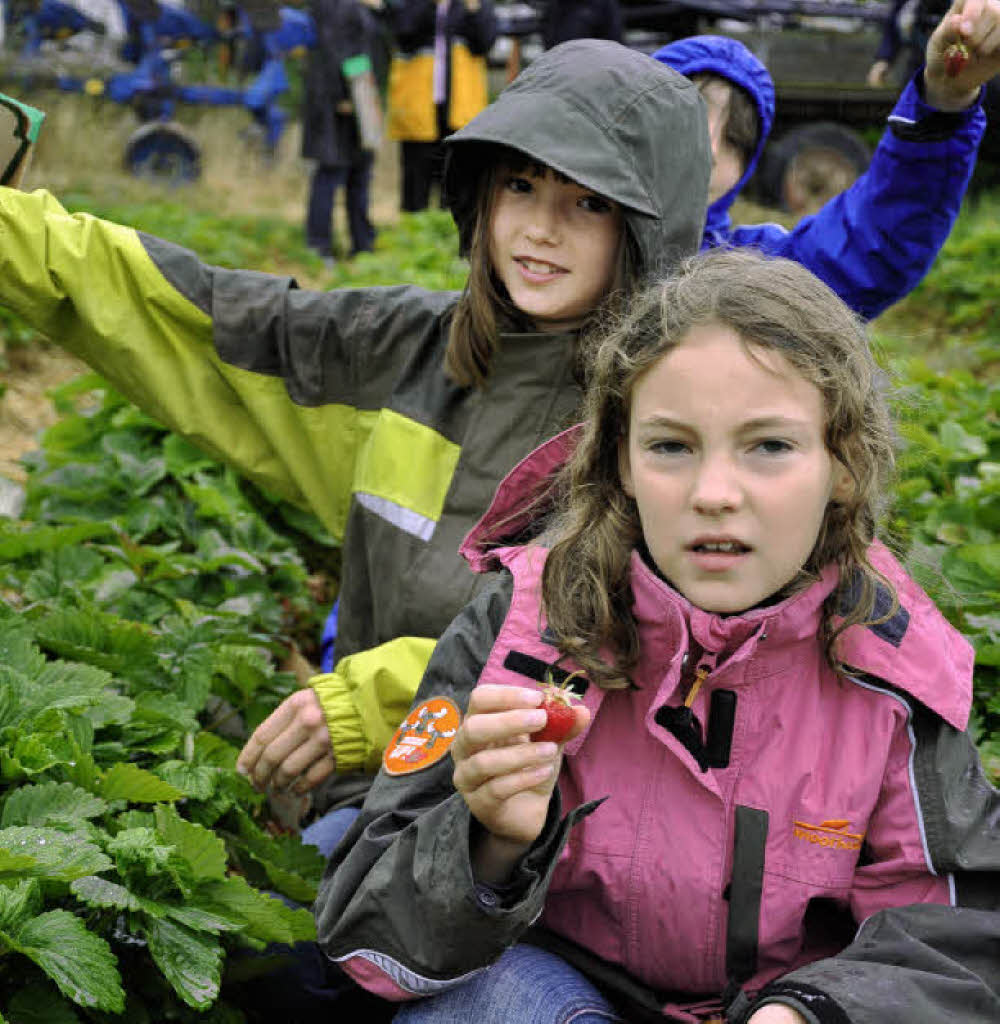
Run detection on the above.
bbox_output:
[23,89,402,224]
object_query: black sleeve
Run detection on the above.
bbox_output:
[454,0,497,56]
[313,573,597,992]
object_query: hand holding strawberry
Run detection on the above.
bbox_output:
[452,683,590,884]
[924,0,1000,110]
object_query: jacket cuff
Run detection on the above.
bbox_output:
[472,790,606,912]
[750,983,851,1024]
[889,70,983,142]
[311,671,369,774]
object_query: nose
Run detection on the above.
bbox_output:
[525,195,560,245]
[691,452,742,515]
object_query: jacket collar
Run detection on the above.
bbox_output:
[462,428,974,730]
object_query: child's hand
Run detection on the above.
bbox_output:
[236,689,335,795]
[451,684,589,881]
[925,0,1000,110]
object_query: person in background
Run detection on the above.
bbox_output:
[386,0,497,212]
[315,246,1000,1024]
[541,0,622,50]
[302,0,385,266]
[867,0,950,87]
[654,0,1000,321]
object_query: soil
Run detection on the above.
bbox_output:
[0,342,86,484]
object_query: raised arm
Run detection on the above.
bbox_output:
[734,0,1000,321]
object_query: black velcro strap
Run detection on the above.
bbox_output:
[502,651,589,696]
[725,805,769,985]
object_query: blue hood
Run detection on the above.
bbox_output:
[653,35,775,236]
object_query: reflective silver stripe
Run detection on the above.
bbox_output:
[356,491,437,541]
[332,948,485,996]
[845,674,935,876]
[947,872,957,907]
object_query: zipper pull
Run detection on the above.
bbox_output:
[683,651,719,709]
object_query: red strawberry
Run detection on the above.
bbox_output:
[532,681,580,744]
[944,41,970,77]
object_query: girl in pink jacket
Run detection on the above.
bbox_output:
[315,248,1000,1024]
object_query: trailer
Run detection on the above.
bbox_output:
[497,0,999,213]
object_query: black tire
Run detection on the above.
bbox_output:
[123,122,201,184]
[758,122,871,217]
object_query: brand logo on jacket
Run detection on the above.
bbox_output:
[792,819,864,851]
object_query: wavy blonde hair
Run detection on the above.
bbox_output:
[540,247,897,689]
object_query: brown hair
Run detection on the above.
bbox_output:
[444,147,641,390]
[540,247,897,689]
[691,72,759,174]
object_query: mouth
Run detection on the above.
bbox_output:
[514,256,568,278]
[687,538,752,555]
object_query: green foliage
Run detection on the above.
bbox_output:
[0,370,332,1017]
[880,355,1000,777]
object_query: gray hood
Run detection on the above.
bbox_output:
[443,38,711,279]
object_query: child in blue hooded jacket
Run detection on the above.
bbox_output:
[654,0,1000,321]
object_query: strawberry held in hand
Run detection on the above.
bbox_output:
[533,680,580,744]
[944,41,970,77]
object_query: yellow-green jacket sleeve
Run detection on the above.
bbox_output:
[310,636,437,773]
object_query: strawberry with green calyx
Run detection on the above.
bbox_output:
[944,41,970,77]
[532,670,585,744]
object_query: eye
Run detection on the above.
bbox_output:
[504,175,533,194]
[648,439,690,456]
[752,438,794,455]
[579,193,614,214]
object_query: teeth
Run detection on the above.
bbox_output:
[520,258,559,274]
[699,541,742,553]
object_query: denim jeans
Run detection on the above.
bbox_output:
[301,805,361,858]
[393,944,624,1024]
[306,152,376,259]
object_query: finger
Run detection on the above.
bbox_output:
[453,740,558,793]
[454,707,547,759]
[293,752,336,795]
[267,731,334,791]
[471,760,557,805]
[467,684,544,715]
[236,695,303,776]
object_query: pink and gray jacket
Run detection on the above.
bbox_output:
[314,431,1000,1024]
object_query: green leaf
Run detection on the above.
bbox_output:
[0,828,112,881]
[14,909,124,1013]
[70,875,142,912]
[144,916,221,1010]
[0,878,42,931]
[153,760,218,800]
[1,782,106,829]
[195,875,316,945]
[164,903,242,934]
[153,805,228,882]
[938,419,989,459]
[100,763,184,803]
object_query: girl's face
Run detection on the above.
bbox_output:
[619,323,853,613]
[488,164,624,333]
[699,78,745,204]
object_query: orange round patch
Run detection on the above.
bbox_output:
[383,696,462,776]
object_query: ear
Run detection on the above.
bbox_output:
[619,437,635,498]
[830,459,854,504]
